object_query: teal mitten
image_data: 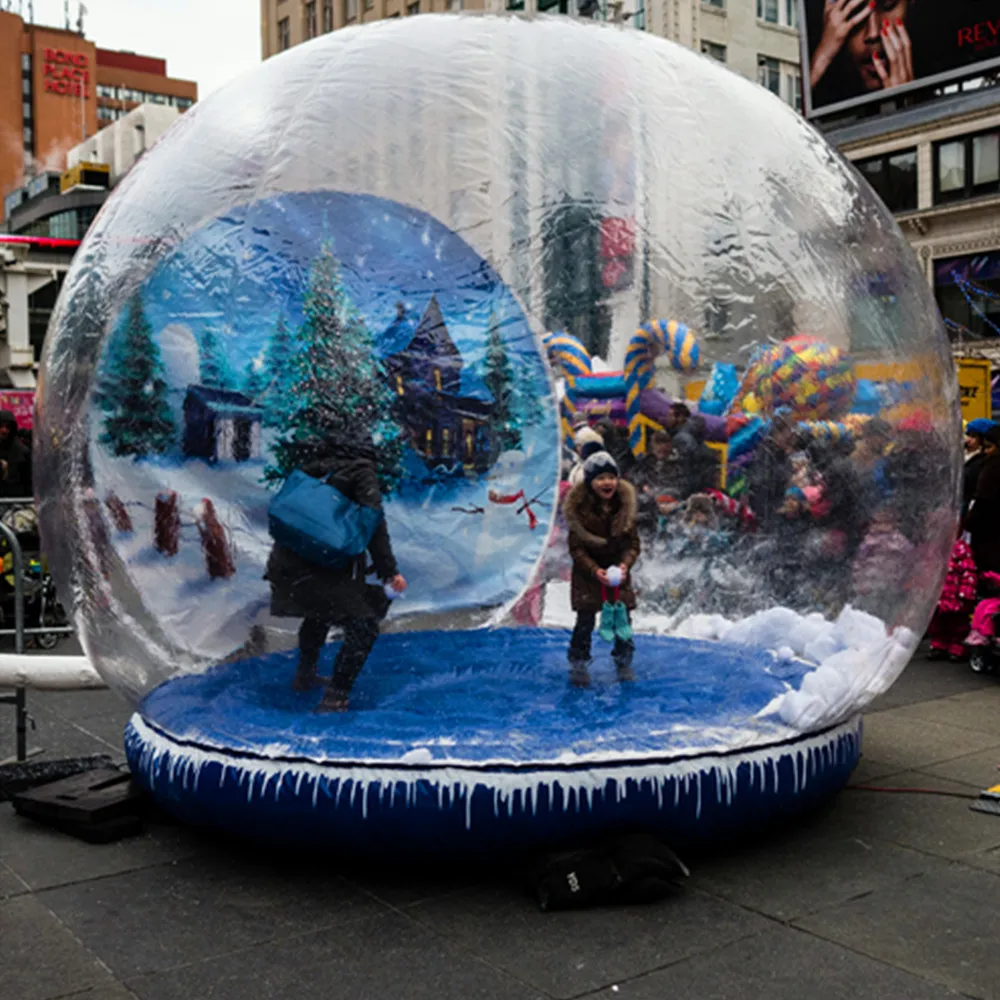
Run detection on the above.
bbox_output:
[599,601,617,642]
[614,602,633,641]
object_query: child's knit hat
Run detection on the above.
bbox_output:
[583,450,619,486]
[574,426,605,463]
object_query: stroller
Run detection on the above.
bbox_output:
[967,572,1000,676]
[0,504,70,650]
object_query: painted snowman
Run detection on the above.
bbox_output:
[473,449,540,573]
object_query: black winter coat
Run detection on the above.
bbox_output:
[746,437,792,532]
[963,451,987,519]
[0,411,30,500]
[266,441,399,623]
[966,452,1000,575]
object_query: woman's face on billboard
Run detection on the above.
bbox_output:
[845,0,911,91]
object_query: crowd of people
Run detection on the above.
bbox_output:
[560,405,999,659]
[271,403,1000,707]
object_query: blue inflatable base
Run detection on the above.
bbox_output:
[125,629,862,857]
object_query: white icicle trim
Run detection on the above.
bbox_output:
[127,713,862,831]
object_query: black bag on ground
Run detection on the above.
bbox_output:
[531,832,689,911]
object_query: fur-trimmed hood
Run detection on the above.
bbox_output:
[564,478,637,548]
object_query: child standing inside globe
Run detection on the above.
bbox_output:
[563,451,641,688]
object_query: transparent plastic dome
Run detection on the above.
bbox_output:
[37,14,960,759]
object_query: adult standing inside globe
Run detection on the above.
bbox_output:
[809,0,913,108]
[266,434,407,713]
[965,425,1000,576]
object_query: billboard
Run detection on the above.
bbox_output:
[0,391,34,430]
[801,1,1000,118]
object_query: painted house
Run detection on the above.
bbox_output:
[384,297,493,470]
[183,385,263,463]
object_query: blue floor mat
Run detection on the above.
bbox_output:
[138,628,812,765]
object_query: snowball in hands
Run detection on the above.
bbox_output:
[606,566,623,588]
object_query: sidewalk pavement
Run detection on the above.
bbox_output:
[1,648,999,1000]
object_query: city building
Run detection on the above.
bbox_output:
[67,103,181,187]
[261,0,485,57]
[260,0,799,108]
[828,92,1000,354]
[691,0,801,111]
[0,9,196,201]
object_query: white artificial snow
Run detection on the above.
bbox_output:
[541,579,917,734]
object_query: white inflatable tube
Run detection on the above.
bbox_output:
[0,655,106,691]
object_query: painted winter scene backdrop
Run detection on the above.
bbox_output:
[90,192,557,661]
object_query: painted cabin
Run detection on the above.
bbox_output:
[384,297,493,471]
[183,385,263,464]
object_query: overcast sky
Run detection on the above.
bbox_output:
[29,0,261,99]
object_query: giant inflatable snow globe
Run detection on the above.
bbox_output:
[35,15,960,856]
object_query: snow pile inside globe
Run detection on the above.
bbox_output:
[36,13,959,815]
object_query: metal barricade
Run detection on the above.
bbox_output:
[0,497,74,763]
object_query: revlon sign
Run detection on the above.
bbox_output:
[43,47,90,99]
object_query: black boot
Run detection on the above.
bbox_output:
[292,650,326,692]
[314,619,379,713]
[614,642,635,683]
[568,658,592,688]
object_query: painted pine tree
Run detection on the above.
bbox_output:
[96,294,176,459]
[257,314,295,428]
[482,311,520,459]
[198,329,236,390]
[265,246,404,492]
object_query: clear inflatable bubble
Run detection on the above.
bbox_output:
[36,14,961,854]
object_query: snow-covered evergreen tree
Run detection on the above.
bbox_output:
[265,246,404,492]
[198,329,237,390]
[257,314,295,428]
[96,294,176,459]
[482,311,521,459]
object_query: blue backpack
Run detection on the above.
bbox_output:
[268,469,383,570]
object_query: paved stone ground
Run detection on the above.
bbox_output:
[1,648,999,1000]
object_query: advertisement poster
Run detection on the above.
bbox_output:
[0,391,35,429]
[801,0,1000,117]
[958,358,993,422]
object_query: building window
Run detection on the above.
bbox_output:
[785,67,802,111]
[305,1,317,37]
[396,375,405,396]
[757,56,780,95]
[447,0,464,8]
[424,428,433,452]
[22,77,30,96]
[23,102,31,122]
[21,53,30,72]
[345,0,358,19]
[854,149,918,213]
[757,0,778,23]
[785,0,797,28]
[434,368,442,391]
[22,125,32,148]
[934,130,1000,204]
[701,41,726,63]
[323,0,334,30]
[704,0,724,7]
[278,16,291,49]
[407,0,420,12]
[507,0,525,8]
[974,133,1000,188]
[442,428,452,456]
[364,0,374,9]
